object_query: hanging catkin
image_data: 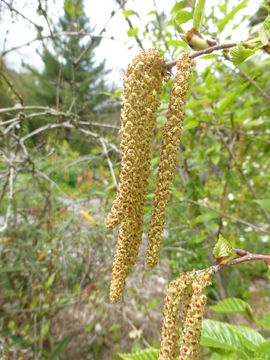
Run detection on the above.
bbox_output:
[107,49,166,302]
[179,269,213,359]
[159,269,212,359]
[159,272,194,360]
[147,53,194,268]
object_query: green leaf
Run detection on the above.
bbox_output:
[184,120,199,131]
[41,319,51,339]
[122,9,138,18]
[259,312,270,330]
[193,0,206,31]
[217,82,249,115]
[230,45,256,66]
[127,28,139,37]
[167,39,187,49]
[173,10,193,25]
[192,212,218,225]
[118,348,159,360]
[170,2,186,15]
[210,352,236,360]
[201,320,244,351]
[264,14,270,33]
[229,324,265,351]
[253,199,270,211]
[210,298,253,317]
[218,0,249,32]
[46,273,56,288]
[49,336,71,360]
[201,319,265,353]
[256,341,270,359]
[212,235,237,264]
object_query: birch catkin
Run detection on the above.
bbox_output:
[147,53,194,268]
[107,49,166,302]
[179,269,213,359]
[159,272,194,360]
[159,269,212,359]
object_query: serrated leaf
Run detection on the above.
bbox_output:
[193,0,206,31]
[213,235,236,264]
[253,199,270,211]
[218,0,249,32]
[210,298,253,316]
[217,82,249,115]
[118,348,159,360]
[229,323,265,351]
[230,45,256,66]
[201,320,244,351]
[201,319,265,353]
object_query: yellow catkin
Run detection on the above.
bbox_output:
[108,49,166,302]
[179,269,213,359]
[159,272,194,360]
[147,53,194,268]
[105,49,165,230]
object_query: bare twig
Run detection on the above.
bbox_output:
[100,138,118,188]
[165,42,237,69]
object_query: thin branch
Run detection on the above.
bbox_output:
[212,250,270,273]
[100,138,118,189]
[2,0,43,31]
[180,199,270,234]
[236,66,270,102]
[213,122,270,225]
[165,42,237,69]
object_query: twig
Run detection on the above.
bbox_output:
[236,66,270,102]
[165,42,237,69]
[212,251,270,273]
[2,0,43,31]
[115,0,144,50]
[180,199,270,234]
[100,138,118,189]
[213,122,270,225]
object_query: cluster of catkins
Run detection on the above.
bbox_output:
[159,269,213,360]
[105,48,167,302]
[105,49,194,302]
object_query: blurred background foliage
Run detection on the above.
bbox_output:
[0,0,270,359]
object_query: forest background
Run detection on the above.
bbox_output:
[0,0,270,359]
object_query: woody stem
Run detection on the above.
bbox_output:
[165,42,237,69]
[211,250,270,273]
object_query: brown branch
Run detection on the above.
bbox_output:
[165,42,237,69]
[212,251,270,273]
